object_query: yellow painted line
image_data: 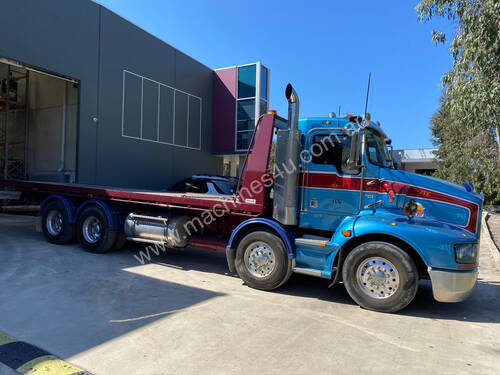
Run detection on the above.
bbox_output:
[0,330,91,375]
[17,355,82,375]
[0,332,17,346]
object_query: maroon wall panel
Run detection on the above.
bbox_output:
[212,68,237,153]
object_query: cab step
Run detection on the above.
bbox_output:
[293,265,336,279]
[295,237,329,247]
[295,234,330,246]
[292,266,323,277]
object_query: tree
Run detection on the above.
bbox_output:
[416,0,500,204]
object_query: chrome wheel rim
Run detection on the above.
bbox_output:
[356,257,400,299]
[244,242,276,278]
[46,210,63,236]
[82,216,102,244]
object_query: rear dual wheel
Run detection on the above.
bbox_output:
[41,200,75,244]
[76,206,118,254]
[41,201,127,253]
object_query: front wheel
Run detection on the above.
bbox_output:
[342,241,419,313]
[235,231,292,291]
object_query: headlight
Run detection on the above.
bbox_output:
[454,243,479,264]
[403,200,425,217]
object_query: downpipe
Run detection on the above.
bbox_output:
[57,81,68,174]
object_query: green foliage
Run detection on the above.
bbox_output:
[416,0,500,204]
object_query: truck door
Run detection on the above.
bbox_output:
[300,130,363,231]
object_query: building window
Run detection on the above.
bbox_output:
[237,99,255,127]
[238,65,256,99]
[235,63,269,151]
[260,66,268,100]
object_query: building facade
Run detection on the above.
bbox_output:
[392,148,438,175]
[0,0,265,190]
[213,63,270,176]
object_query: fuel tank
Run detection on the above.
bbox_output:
[124,213,191,247]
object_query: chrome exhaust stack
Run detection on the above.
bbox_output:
[285,83,299,131]
[272,84,301,225]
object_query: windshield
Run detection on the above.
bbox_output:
[366,129,393,168]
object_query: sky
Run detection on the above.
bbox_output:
[96,0,456,150]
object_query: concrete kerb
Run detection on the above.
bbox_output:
[482,213,500,273]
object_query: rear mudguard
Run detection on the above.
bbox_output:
[41,195,125,230]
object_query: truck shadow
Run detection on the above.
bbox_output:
[276,274,500,324]
[126,245,500,324]
[0,227,225,360]
[401,277,500,323]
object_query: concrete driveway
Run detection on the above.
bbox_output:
[0,214,499,375]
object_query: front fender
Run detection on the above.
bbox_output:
[322,216,358,275]
[352,210,475,270]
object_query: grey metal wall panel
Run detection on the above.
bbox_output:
[188,97,201,149]
[174,92,188,147]
[159,86,174,143]
[95,7,220,189]
[141,79,159,141]
[0,0,100,184]
[122,72,142,138]
[175,52,214,156]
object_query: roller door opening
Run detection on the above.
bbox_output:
[0,57,78,183]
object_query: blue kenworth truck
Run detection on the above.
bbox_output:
[1,84,483,313]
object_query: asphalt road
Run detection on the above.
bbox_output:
[0,214,499,375]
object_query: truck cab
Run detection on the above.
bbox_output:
[228,84,482,313]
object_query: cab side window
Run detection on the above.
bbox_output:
[311,134,352,174]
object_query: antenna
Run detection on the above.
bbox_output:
[364,72,371,117]
[338,105,341,117]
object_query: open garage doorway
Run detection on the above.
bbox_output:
[0,57,78,183]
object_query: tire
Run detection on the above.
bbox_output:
[342,241,419,313]
[111,230,127,251]
[41,200,75,244]
[235,231,292,291]
[76,206,117,254]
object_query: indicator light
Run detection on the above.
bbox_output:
[458,264,477,269]
[342,230,352,237]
